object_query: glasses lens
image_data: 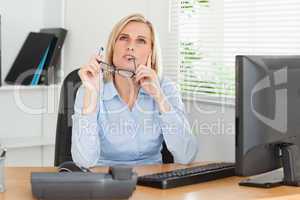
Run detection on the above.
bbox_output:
[117,70,135,78]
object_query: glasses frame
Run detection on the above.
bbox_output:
[99,61,136,78]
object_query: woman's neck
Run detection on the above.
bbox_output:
[114,75,140,109]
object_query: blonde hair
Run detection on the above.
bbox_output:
[103,13,163,81]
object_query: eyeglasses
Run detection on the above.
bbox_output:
[99,61,136,78]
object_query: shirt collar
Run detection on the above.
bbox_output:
[102,81,118,100]
[102,81,149,101]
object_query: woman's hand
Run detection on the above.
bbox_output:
[134,54,161,99]
[78,54,102,92]
[134,54,171,113]
[78,54,103,114]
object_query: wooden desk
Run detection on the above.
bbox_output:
[0,163,299,200]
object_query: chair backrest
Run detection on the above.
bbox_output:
[54,69,174,166]
[54,69,81,166]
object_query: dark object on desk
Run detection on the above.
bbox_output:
[31,166,137,200]
[239,168,284,188]
[54,69,174,167]
[137,162,235,189]
[58,161,90,173]
[39,28,67,85]
[235,55,300,188]
[4,32,56,85]
[109,165,134,180]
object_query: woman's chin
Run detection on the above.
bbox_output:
[116,65,135,71]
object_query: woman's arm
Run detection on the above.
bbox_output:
[134,60,198,164]
[71,86,101,168]
[156,78,198,164]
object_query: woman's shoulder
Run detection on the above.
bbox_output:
[75,85,85,98]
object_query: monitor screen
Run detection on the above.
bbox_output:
[235,55,300,183]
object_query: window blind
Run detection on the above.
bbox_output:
[162,0,180,84]
[165,0,300,102]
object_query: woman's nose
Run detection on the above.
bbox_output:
[126,41,135,52]
[127,46,134,51]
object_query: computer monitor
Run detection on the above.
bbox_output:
[235,55,300,187]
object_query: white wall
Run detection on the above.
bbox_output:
[43,0,64,28]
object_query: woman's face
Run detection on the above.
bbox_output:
[113,21,152,71]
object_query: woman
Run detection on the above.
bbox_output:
[72,13,198,168]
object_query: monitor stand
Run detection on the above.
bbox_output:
[239,144,300,188]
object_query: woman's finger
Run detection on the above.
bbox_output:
[135,69,150,79]
[95,54,103,63]
[147,52,152,68]
[135,72,152,83]
[135,64,146,73]
[135,65,150,75]
[84,65,97,77]
[136,67,151,76]
[91,60,101,73]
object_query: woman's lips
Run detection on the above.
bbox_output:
[123,55,136,60]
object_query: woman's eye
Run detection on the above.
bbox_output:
[119,36,128,41]
[137,38,146,44]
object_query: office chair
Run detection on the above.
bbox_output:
[54,69,174,166]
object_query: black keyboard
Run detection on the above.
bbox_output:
[137,162,235,189]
